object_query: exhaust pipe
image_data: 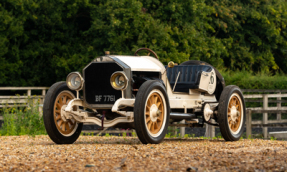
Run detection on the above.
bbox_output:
[170,112,196,120]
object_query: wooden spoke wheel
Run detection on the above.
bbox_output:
[43,82,83,144]
[145,92,164,135]
[227,94,242,134]
[218,85,245,141]
[53,91,78,136]
[134,80,170,144]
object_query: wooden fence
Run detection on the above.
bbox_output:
[205,89,287,139]
[0,87,134,135]
[0,87,48,106]
[0,87,49,120]
[244,89,287,139]
[1,87,287,138]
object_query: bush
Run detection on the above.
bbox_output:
[221,70,287,89]
[0,99,46,136]
[1,0,287,87]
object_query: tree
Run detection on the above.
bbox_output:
[0,0,287,87]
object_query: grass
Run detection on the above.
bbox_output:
[0,98,46,136]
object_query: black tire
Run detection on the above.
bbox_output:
[217,85,246,141]
[43,82,83,144]
[134,80,170,144]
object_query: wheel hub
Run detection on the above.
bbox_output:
[61,105,68,122]
[203,104,213,121]
[230,106,238,122]
[150,104,159,122]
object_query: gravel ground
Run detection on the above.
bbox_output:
[83,125,287,137]
[185,127,287,137]
[0,136,287,171]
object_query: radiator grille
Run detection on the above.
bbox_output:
[84,62,123,105]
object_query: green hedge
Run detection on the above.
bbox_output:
[0,0,287,87]
[221,70,287,89]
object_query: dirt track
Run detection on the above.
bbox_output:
[0,136,287,171]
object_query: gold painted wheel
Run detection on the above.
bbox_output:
[218,85,245,141]
[134,81,169,144]
[227,94,242,133]
[53,91,77,136]
[145,92,164,135]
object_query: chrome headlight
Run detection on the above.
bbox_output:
[66,72,84,90]
[110,72,128,90]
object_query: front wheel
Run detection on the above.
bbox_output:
[217,85,246,141]
[43,82,83,144]
[134,80,170,144]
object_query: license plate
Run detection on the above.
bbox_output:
[95,95,116,102]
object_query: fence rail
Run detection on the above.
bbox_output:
[243,89,287,139]
[0,87,49,107]
[246,109,287,139]
[0,87,49,120]
[1,87,287,138]
[205,89,287,138]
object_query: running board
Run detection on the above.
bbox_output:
[170,112,197,120]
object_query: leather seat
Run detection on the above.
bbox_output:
[166,65,212,92]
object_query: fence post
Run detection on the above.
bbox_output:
[205,120,215,138]
[246,110,252,139]
[180,120,185,137]
[263,95,268,139]
[277,92,281,120]
[180,107,187,137]
[172,122,177,137]
[27,89,31,107]
[38,89,46,116]
[27,89,31,97]
[42,89,46,99]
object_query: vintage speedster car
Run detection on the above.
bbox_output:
[43,48,246,144]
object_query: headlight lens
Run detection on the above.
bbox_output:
[110,72,128,90]
[66,72,84,90]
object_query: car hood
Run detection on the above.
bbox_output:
[110,56,165,73]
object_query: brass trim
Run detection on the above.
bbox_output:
[110,71,129,90]
[168,61,175,68]
[66,72,84,91]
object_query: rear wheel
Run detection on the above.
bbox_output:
[43,82,83,144]
[134,80,170,144]
[218,85,245,141]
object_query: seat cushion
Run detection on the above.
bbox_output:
[166,65,212,92]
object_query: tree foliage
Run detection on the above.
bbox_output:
[0,0,287,87]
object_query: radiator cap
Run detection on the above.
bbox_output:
[105,51,110,55]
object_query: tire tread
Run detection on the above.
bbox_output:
[134,80,170,144]
[218,85,245,141]
[43,82,83,144]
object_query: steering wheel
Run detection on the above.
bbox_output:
[134,48,159,59]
